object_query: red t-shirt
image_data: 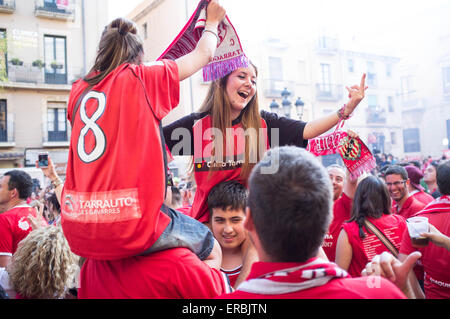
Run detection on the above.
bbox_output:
[410,190,434,206]
[0,205,47,256]
[399,206,450,299]
[342,214,407,278]
[221,265,242,288]
[78,247,231,299]
[392,196,426,220]
[323,193,352,262]
[163,111,308,223]
[189,114,269,223]
[218,261,405,299]
[62,60,179,260]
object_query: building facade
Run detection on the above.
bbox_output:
[0,0,108,176]
[398,5,450,159]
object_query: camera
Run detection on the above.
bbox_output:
[38,153,49,168]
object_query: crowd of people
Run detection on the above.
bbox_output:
[0,0,449,301]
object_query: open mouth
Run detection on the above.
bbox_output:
[237,91,249,99]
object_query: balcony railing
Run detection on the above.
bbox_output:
[315,83,342,101]
[35,0,75,21]
[0,114,15,145]
[0,0,15,13]
[4,61,84,86]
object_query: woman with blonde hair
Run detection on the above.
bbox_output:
[164,63,367,224]
[7,225,79,299]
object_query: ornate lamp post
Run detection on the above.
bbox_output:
[295,97,305,120]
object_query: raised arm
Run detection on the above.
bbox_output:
[303,74,367,139]
[36,157,63,205]
[176,0,226,81]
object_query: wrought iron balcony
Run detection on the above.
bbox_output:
[35,0,75,21]
[0,0,15,13]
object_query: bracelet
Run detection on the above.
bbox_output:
[51,177,63,188]
[337,104,352,120]
[202,28,220,44]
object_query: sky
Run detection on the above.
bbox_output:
[107,0,450,59]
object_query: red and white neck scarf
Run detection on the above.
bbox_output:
[158,0,248,82]
[307,121,376,179]
[237,258,349,295]
[418,195,450,215]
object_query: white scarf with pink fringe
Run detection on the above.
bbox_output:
[158,0,248,82]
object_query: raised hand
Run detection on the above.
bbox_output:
[344,73,368,116]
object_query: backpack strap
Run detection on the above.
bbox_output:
[364,219,399,257]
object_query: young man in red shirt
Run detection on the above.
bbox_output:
[208,180,248,288]
[399,159,450,299]
[0,170,47,267]
[385,165,426,220]
[219,146,405,299]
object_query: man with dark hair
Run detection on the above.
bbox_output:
[0,170,47,267]
[220,146,405,298]
[208,180,249,288]
[385,165,426,219]
[393,159,450,299]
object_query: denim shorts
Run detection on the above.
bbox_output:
[140,204,214,261]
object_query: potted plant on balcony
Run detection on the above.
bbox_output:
[32,59,45,69]
[50,60,63,70]
[10,58,23,66]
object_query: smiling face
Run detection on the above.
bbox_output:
[211,206,246,252]
[385,173,409,203]
[328,167,345,200]
[224,66,257,120]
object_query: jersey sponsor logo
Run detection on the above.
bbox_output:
[194,155,245,172]
[62,188,142,223]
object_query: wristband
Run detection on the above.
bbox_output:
[337,104,352,120]
[51,177,63,188]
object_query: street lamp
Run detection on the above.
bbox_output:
[269,99,280,116]
[295,97,305,120]
[281,87,292,118]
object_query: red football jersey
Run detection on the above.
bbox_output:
[399,202,450,299]
[218,261,405,299]
[190,114,269,223]
[78,247,231,299]
[323,193,352,262]
[62,60,179,260]
[0,205,47,256]
[342,214,407,278]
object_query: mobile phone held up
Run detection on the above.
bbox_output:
[38,153,49,168]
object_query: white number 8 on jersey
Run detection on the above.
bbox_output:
[77,91,107,163]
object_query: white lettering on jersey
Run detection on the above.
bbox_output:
[77,91,107,163]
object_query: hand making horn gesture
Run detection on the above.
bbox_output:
[343,73,368,117]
